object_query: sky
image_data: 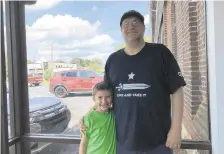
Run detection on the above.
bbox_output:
[23,0,151,63]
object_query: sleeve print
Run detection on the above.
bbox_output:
[161,44,186,94]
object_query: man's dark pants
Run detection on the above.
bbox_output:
[117,143,173,154]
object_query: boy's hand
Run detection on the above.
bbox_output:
[165,126,182,149]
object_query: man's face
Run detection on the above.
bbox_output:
[121,16,145,42]
[93,90,112,112]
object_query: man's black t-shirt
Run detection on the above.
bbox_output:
[104,43,186,151]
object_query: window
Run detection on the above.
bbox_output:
[77,71,91,78]
[90,71,103,77]
[66,72,77,77]
[60,72,67,77]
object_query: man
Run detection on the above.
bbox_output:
[80,10,186,154]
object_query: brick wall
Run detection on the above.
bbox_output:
[161,0,209,148]
[163,1,172,51]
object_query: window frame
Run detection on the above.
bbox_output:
[1,1,9,153]
[1,1,212,154]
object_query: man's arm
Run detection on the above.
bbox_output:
[166,87,184,149]
[79,134,88,154]
[160,44,185,149]
[79,104,96,132]
[171,86,184,130]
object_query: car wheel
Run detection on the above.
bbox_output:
[34,83,40,86]
[54,86,67,98]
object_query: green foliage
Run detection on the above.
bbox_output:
[54,60,65,63]
[70,58,104,73]
[44,68,53,81]
[27,60,33,64]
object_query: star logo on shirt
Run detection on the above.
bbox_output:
[128,72,135,80]
[178,72,183,77]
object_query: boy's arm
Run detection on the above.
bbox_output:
[79,133,88,154]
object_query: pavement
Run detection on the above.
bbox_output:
[28,84,94,154]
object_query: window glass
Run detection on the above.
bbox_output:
[77,71,91,78]
[25,2,150,153]
[66,72,77,77]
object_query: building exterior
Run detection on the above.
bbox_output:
[28,62,77,75]
[27,63,43,75]
[43,62,77,71]
[150,1,210,153]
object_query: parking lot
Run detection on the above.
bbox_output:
[29,83,94,154]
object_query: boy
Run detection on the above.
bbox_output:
[79,81,116,154]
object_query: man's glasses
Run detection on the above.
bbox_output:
[122,19,142,28]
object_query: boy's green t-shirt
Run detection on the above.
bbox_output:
[83,109,116,154]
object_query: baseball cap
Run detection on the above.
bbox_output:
[120,10,144,27]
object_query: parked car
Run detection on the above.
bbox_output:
[28,73,43,87]
[49,69,103,98]
[8,93,71,154]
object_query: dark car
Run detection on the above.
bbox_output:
[8,93,71,154]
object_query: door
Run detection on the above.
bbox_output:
[61,71,80,92]
[77,71,93,91]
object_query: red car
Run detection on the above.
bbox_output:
[49,69,103,98]
[28,73,43,87]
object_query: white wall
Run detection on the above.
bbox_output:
[206,1,224,154]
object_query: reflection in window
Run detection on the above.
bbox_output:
[174,149,209,154]
[30,142,80,154]
[28,142,210,154]
[25,2,151,146]
[9,145,16,154]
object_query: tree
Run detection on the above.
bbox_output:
[70,58,82,67]
[55,60,65,63]
[44,68,53,81]
[70,57,104,73]
[92,58,103,65]
[27,60,33,64]
[116,36,151,50]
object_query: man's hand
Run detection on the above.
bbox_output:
[78,116,88,136]
[165,126,182,149]
[79,104,97,137]
[79,131,88,154]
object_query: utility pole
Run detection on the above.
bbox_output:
[51,43,53,62]
[33,56,36,74]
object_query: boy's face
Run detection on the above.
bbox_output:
[93,90,112,112]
